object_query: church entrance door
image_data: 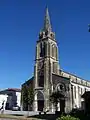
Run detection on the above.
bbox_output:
[38,100,44,111]
[37,91,44,111]
[60,99,65,113]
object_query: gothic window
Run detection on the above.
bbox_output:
[48,42,50,56]
[74,86,76,98]
[40,43,43,57]
[52,44,57,59]
[45,30,48,36]
[53,62,55,73]
[40,42,46,57]
[52,45,54,57]
[52,44,55,57]
[81,88,83,95]
[39,32,43,39]
[43,42,47,56]
[35,46,38,59]
[38,75,44,87]
[78,86,80,95]
[53,62,57,73]
[37,91,44,100]
[85,88,86,92]
[38,61,44,87]
[55,46,58,59]
[71,85,74,105]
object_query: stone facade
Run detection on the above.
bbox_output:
[22,7,90,113]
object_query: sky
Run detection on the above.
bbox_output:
[0,0,90,89]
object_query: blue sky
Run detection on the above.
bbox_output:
[0,0,90,89]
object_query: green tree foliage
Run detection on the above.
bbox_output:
[28,87,34,109]
[21,85,28,110]
[21,85,34,110]
[21,85,28,104]
[56,115,80,120]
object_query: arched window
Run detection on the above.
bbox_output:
[53,62,57,73]
[48,42,50,56]
[43,42,47,56]
[40,43,43,57]
[52,44,57,58]
[38,75,44,87]
[40,42,46,57]
[52,44,55,57]
[53,62,55,73]
[56,83,66,92]
[55,46,58,59]
[37,91,44,100]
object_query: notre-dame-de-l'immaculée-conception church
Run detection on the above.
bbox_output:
[22,7,90,113]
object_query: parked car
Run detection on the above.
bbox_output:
[12,106,20,111]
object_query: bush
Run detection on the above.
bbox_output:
[69,109,85,120]
[56,115,80,120]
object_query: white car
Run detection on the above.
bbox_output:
[12,106,20,111]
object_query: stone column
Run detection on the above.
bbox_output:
[44,89,50,111]
[34,64,38,88]
[78,86,81,108]
[65,84,72,113]
[51,84,54,112]
[76,86,79,108]
[33,93,38,111]
[70,84,73,110]
[70,85,75,109]
[76,86,80,108]
[57,102,60,111]
[44,60,50,111]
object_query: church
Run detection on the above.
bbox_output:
[21,7,90,113]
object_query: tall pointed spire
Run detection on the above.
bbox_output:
[43,7,52,32]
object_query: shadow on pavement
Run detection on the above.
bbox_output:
[11,114,23,116]
[30,114,60,120]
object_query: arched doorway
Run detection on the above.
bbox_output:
[56,83,66,113]
[37,91,44,111]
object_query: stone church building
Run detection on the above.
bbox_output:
[22,7,90,113]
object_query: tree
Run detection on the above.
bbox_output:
[50,91,65,112]
[21,85,34,111]
[21,85,28,110]
[27,87,34,111]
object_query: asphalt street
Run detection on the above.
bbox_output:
[0,118,15,120]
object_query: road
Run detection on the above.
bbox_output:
[0,110,55,120]
[0,118,16,120]
[2,110,39,116]
[1,110,54,116]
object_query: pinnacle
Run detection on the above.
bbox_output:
[43,7,52,32]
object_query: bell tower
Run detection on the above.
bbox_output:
[34,7,60,111]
